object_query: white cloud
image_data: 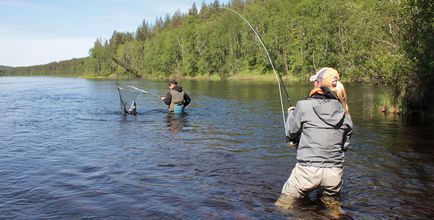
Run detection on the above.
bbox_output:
[0,0,63,12]
[0,37,95,67]
[0,24,14,35]
[0,0,30,7]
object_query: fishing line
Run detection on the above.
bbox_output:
[216,7,291,137]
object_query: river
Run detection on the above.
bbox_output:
[1,76,433,219]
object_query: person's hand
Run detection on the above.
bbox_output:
[288,106,295,113]
[161,96,165,100]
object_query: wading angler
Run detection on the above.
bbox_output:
[161,80,191,114]
[275,67,353,216]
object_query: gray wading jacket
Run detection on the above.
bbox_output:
[285,97,353,168]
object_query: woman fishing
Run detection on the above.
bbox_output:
[275,67,353,215]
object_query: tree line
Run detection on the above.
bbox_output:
[4,0,433,114]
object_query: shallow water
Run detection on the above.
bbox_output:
[1,77,433,219]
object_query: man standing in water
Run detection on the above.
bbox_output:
[275,68,353,217]
[161,80,191,113]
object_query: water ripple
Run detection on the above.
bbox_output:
[1,77,433,219]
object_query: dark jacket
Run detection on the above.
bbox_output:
[285,94,353,168]
[163,85,191,107]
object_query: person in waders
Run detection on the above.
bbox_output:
[161,80,191,113]
[275,67,353,218]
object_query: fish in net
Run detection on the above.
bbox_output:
[116,83,142,115]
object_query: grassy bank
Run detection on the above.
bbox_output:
[76,70,302,83]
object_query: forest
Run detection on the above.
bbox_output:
[3,0,433,114]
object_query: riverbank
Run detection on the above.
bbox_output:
[168,71,299,82]
[77,70,302,83]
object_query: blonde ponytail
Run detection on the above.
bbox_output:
[333,81,349,112]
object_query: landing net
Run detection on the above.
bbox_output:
[116,83,143,115]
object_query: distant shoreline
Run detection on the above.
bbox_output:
[77,71,302,83]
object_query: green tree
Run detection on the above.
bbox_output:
[401,0,434,113]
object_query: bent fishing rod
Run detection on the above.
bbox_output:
[116,82,161,99]
[217,7,291,139]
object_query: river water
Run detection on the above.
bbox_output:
[1,76,433,219]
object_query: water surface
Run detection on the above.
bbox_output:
[1,77,433,219]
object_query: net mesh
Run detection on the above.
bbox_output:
[116,83,143,115]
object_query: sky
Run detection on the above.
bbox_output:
[0,0,229,67]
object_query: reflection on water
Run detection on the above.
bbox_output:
[166,113,189,134]
[0,77,433,219]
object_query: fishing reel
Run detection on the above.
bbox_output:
[285,135,298,148]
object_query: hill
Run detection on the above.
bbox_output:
[0,65,13,71]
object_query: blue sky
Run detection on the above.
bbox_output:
[0,0,229,67]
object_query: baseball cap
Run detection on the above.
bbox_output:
[309,67,340,87]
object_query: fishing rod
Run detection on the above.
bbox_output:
[116,82,161,99]
[218,7,291,138]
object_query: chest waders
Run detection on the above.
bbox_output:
[169,90,185,113]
